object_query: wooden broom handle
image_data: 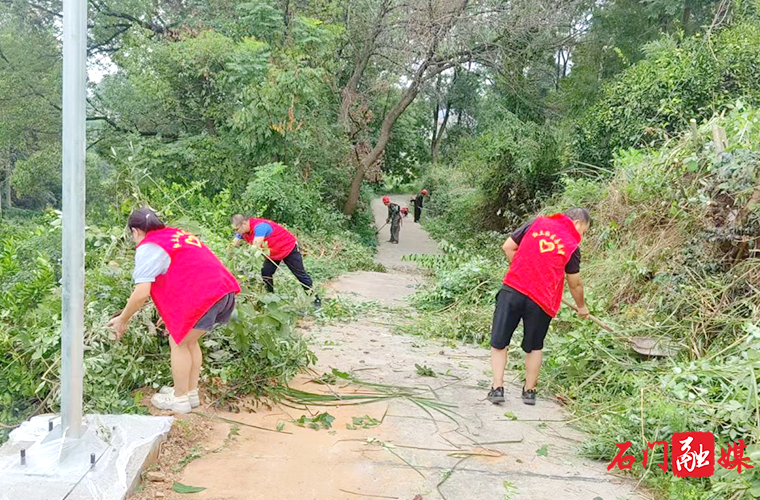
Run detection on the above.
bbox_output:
[561,298,615,333]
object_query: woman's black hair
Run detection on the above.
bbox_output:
[127,207,165,233]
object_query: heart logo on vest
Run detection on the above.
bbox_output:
[538,239,556,253]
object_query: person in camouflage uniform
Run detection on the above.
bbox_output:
[383,196,402,244]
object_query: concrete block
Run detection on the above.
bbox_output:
[0,414,172,500]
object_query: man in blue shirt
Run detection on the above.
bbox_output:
[231,214,320,308]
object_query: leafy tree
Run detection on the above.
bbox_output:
[0,9,61,212]
[573,22,760,167]
[338,0,585,215]
[558,0,721,115]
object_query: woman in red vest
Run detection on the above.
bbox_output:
[488,208,591,406]
[108,208,240,413]
[230,214,318,306]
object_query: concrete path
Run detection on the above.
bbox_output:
[373,194,440,272]
[160,197,649,500]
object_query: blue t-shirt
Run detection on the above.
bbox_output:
[253,222,273,237]
[235,222,273,239]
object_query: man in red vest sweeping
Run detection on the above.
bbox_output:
[230,214,319,306]
[488,208,592,406]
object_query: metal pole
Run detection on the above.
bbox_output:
[60,0,87,439]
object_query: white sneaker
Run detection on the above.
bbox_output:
[151,392,192,414]
[159,387,200,408]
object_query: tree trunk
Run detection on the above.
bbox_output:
[431,104,450,164]
[282,0,291,38]
[0,155,5,217]
[3,176,10,210]
[339,55,369,134]
[430,75,441,160]
[3,152,14,211]
[341,0,469,215]
[562,51,569,78]
[432,68,458,162]
[339,0,391,133]
[338,0,394,216]
[343,83,421,215]
[344,164,365,217]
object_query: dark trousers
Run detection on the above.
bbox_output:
[414,206,422,222]
[390,219,401,243]
[261,245,313,293]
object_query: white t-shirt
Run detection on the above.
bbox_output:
[132,243,171,284]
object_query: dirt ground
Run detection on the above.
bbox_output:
[133,197,650,500]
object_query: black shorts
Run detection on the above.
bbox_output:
[194,292,236,331]
[490,286,552,353]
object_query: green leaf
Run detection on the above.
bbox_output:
[276,421,285,432]
[504,411,518,421]
[172,482,207,494]
[293,412,335,430]
[415,364,436,377]
[536,444,550,457]
[346,415,381,429]
[331,368,351,379]
[314,412,335,429]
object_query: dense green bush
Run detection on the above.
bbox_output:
[421,106,562,242]
[573,22,760,167]
[238,162,348,233]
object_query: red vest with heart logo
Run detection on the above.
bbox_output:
[138,227,240,344]
[242,218,298,261]
[503,214,581,317]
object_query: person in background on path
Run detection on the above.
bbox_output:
[488,208,592,406]
[401,206,409,218]
[383,196,402,244]
[230,214,320,307]
[108,208,240,414]
[413,189,428,223]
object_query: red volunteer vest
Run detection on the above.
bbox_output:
[504,214,581,317]
[138,227,240,344]
[243,218,297,261]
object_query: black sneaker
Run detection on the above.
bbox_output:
[522,387,536,405]
[487,387,505,404]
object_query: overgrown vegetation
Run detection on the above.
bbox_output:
[413,13,760,497]
[0,169,379,440]
[415,105,760,498]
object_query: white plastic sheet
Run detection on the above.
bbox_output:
[0,414,172,500]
